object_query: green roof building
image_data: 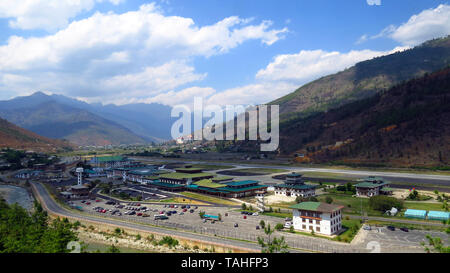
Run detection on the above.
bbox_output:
[290,202,344,236]
[355,176,391,197]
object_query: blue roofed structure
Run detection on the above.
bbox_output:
[427,211,450,221]
[404,209,427,219]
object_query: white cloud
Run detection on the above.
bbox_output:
[0,0,124,31]
[358,4,450,46]
[146,86,217,106]
[0,4,287,103]
[205,82,297,106]
[255,47,408,85]
[390,4,450,46]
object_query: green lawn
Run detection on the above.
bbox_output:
[317,193,383,216]
[335,219,362,243]
[404,201,446,211]
[261,211,292,218]
[180,192,239,206]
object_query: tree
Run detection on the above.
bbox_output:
[325,196,333,204]
[107,245,121,253]
[259,220,266,229]
[369,195,403,212]
[241,203,247,210]
[422,235,450,253]
[199,211,205,219]
[257,224,289,253]
[275,223,284,231]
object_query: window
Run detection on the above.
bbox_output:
[316,227,320,232]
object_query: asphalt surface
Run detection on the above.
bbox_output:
[31,182,308,253]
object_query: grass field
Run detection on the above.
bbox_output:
[157,197,208,205]
[366,220,447,232]
[261,211,292,218]
[180,192,240,206]
[403,201,445,211]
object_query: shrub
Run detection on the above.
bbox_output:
[369,195,404,212]
[275,223,284,231]
[325,196,333,204]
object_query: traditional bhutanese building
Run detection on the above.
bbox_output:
[89,156,131,168]
[274,172,316,198]
[290,202,344,236]
[186,180,267,198]
[354,176,393,197]
[158,167,215,185]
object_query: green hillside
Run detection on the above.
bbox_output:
[272,36,450,121]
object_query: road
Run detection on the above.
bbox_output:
[31,182,308,253]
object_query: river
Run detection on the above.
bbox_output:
[0,184,34,211]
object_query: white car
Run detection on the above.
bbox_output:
[284,222,292,229]
[252,212,259,216]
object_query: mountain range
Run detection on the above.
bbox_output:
[0,92,173,146]
[0,117,73,153]
[278,67,450,167]
[273,36,450,121]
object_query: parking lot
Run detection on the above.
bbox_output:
[355,225,449,253]
[67,198,448,253]
[70,198,282,232]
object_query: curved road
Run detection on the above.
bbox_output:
[31,182,307,253]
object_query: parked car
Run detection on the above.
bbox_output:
[85,202,91,205]
[252,212,259,216]
[400,227,409,232]
[129,211,136,215]
[137,213,143,216]
[363,225,371,231]
[284,222,292,229]
[243,216,247,219]
[142,214,150,217]
[189,209,194,213]
[387,226,396,231]
[234,223,239,228]
[256,226,260,230]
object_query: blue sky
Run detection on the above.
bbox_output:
[0,0,449,106]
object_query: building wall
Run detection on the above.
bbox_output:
[292,209,342,236]
[356,187,380,197]
[274,187,315,198]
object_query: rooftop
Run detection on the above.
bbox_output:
[286,172,303,177]
[290,202,344,213]
[159,172,215,180]
[193,179,227,189]
[94,156,125,162]
[276,183,316,190]
[355,181,389,188]
[225,180,259,187]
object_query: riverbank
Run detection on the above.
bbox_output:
[0,184,34,211]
